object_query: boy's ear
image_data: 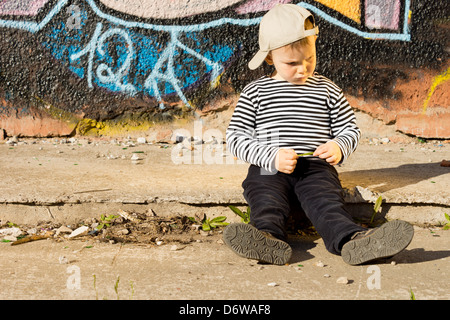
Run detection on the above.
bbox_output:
[264,52,274,65]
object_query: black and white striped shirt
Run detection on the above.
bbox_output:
[226,75,360,172]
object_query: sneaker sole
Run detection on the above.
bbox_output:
[223,223,292,265]
[341,220,414,265]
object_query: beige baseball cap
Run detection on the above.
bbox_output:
[248,4,319,70]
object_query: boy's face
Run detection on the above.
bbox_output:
[265,36,317,85]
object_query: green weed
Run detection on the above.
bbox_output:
[188,214,229,231]
[96,214,119,230]
[370,196,383,224]
[93,274,135,300]
[442,213,450,230]
[410,288,416,300]
[114,276,120,300]
[228,205,251,224]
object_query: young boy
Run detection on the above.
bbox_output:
[223,4,414,265]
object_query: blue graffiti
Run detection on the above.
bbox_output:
[0,0,412,108]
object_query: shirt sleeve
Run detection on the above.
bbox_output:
[328,89,361,162]
[226,90,279,172]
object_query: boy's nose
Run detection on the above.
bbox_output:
[297,62,307,74]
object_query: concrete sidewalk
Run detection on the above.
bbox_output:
[0,228,449,300]
[0,136,448,226]
[0,136,449,301]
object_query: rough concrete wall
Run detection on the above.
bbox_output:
[0,0,448,138]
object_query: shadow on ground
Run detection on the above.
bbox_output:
[339,162,448,193]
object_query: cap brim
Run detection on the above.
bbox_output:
[248,50,269,70]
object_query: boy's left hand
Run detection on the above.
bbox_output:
[313,141,342,165]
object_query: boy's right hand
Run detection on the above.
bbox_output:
[275,149,298,174]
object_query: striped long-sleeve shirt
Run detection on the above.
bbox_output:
[226,74,360,172]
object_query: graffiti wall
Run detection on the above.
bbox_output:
[0,0,448,138]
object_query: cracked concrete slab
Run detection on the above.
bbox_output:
[0,138,448,226]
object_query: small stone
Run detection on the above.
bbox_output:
[440,160,450,167]
[324,274,331,278]
[191,136,203,145]
[27,228,38,235]
[55,225,73,236]
[0,227,22,238]
[391,261,397,265]
[67,226,89,239]
[315,261,325,267]
[117,228,129,235]
[131,154,141,161]
[156,240,163,246]
[137,137,146,144]
[59,255,68,264]
[6,135,19,145]
[175,134,187,143]
[3,235,17,242]
[336,276,349,284]
[267,282,279,287]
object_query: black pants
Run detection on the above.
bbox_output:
[242,158,366,255]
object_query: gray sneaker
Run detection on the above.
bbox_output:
[223,223,292,265]
[341,220,414,265]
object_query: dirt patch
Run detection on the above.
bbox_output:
[1,207,320,248]
[92,212,206,245]
[1,210,225,247]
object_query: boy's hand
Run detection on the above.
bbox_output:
[275,149,298,174]
[313,141,342,165]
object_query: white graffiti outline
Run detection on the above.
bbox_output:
[70,22,137,95]
[0,0,412,108]
[0,0,412,38]
[96,26,136,95]
[144,29,224,109]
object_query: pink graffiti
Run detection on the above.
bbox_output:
[365,0,401,30]
[235,0,293,14]
[0,0,50,16]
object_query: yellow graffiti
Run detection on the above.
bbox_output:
[75,118,155,136]
[34,96,80,130]
[314,0,361,23]
[422,66,450,114]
